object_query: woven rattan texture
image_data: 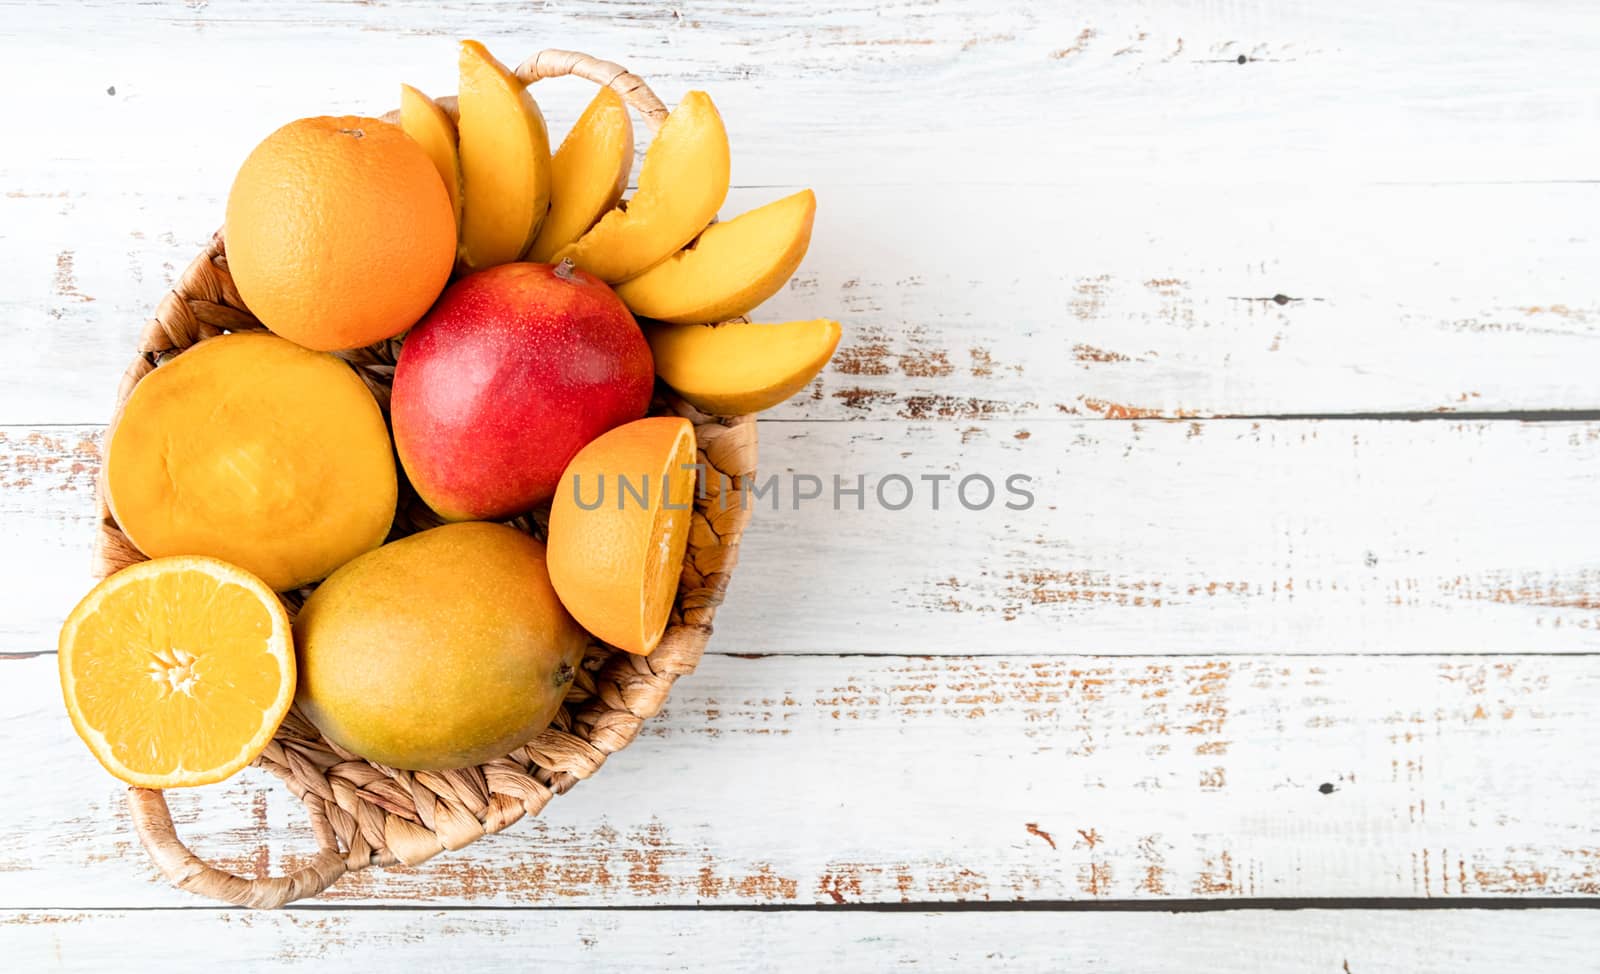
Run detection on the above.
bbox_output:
[95,51,757,908]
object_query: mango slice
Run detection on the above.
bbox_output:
[615,189,815,324]
[646,318,841,415]
[399,83,463,231]
[104,332,398,591]
[526,87,634,263]
[554,91,729,283]
[458,39,552,271]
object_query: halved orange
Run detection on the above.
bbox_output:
[58,556,295,788]
[547,417,698,656]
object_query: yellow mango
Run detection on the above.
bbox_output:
[295,522,587,771]
[399,83,463,231]
[615,189,815,324]
[647,318,841,415]
[458,39,552,271]
[554,91,729,283]
[526,87,634,263]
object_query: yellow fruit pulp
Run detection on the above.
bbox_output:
[616,189,816,324]
[554,91,730,283]
[458,39,552,270]
[526,86,634,263]
[399,83,463,230]
[647,318,842,415]
[546,417,698,656]
[641,427,698,653]
[104,332,397,592]
[58,556,295,788]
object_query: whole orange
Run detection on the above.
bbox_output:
[225,116,455,351]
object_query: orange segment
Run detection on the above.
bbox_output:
[642,428,698,650]
[547,417,697,656]
[58,556,294,788]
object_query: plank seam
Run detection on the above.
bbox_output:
[17,651,1600,660]
[14,412,1600,429]
[10,898,1600,914]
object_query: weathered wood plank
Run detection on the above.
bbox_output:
[5,2,1600,422]
[9,908,1600,973]
[7,652,1600,906]
[8,420,1600,656]
[7,0,1596,186]
[10,182,1599,424]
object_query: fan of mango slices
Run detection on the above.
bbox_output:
[399,40,839,415]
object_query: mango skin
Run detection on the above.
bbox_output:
[648,318,842,415]
[554,91,729,283]
[399,83,463,230]
[527,86,633,263]
[293,522,588,771]
[392,261,654,520]
[615,189,816,324]
[457,39,552,270]
[104,331,396,592]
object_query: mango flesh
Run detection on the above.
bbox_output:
[526,87,634,263]
[294,522,588,771]
[104,332,397,592]
[399,83,463,231]
[553,91,729,283]
[647,318,842,415]
[458,40,552,270]
[615,189,816,324]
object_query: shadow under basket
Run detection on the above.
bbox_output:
[93,49,759,909]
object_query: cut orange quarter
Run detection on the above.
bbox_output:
[58,556,295,788]
[547,417,697,656]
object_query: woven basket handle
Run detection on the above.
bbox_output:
[129,787,347,909]
[517,49,670,131]
[421,49,671,134]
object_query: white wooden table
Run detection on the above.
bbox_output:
[5,1,1600,969]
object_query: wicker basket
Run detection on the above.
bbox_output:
[93,50,758,909]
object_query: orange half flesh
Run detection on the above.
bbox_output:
[641,423,699,652]
[58,556,295,788]
[547,417,698,656]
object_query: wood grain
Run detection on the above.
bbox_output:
[8,420,1600,656]
[8,908,1600,972]
[5,0,1600,958]
[9,0,1596,185]
[8,652,1600,906]
[5,2,1600,422]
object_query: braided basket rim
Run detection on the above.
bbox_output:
[93,50,759,909]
